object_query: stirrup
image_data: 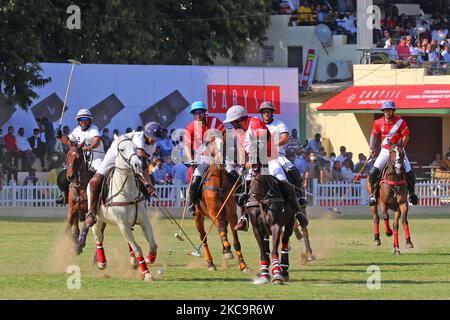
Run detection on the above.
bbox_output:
[234,216,248,232]
[187,203,196,216]
[369,196,377,206]
[55,193,66,205]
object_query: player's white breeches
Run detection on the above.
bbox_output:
[373,148,412,172]
[96,148,117,176]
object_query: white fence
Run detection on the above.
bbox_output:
[1,179,449,208]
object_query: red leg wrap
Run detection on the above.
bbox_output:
[147,251,157,264]
[393,230,399,248]
[96,243,106,265]
[403,224,411,239]
[137,256,149,275]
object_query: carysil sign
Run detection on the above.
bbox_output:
[207,85,280,114]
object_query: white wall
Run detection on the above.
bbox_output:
[214,15,359,83]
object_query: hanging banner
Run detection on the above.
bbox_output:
[301,48,319,88]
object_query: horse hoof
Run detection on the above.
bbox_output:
[405,240,414,249]
[393,248,401,255]
[271,276,284,285]
[386,230,393,237]
[76,246,83,256]
[130,258,139,270]
[281,272,289,282]
[97,262,107,270]
[208,264,217,272]
[374,239,381,246]
[223,252,233,260]
[253,276,270,285]
[144,274,154,282]
[307,253,316,262]
[241,267,251,273]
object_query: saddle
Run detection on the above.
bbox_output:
[246,174,285,208]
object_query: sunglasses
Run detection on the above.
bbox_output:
[78,117,91,122]
[192,110,205,115]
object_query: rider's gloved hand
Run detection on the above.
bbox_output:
[369,148,377,158]
[55,128,63,139]
[145,183,156,196]
[190,160,197,167]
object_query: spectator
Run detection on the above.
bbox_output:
[392,26,402,45]
[61,126,70,154]
[113,129,119,137]
[430,152,449,170]
[397,36,411,61]
[101,128,112,153]
[346,152,355,171]
[125,127,132,133]
[427,43,439,64]
[294,149,309,178]
[322,160,334,183]
[317,4,329,23]
[157,128,173,158]
[163,156,174,180]
[337,0,354,14]
[286,128,301,153]
[336,146,347,164]
[332,160,343,181]
[136,125,143,132]
[307,133,322,153]
[28,128,46,170]
[440,43,450,64]
[444,152,450,169]
[418,43,429,64]
[303,151,324,191]
[4,126,18,168]
[152,158,169,185]
[383,31,393,48]
[1,157,18,182]
[23,169,38,185]
[297,1,315,25]
[0,128,4,162]
[41,117,55,156]
[341,159,355,182]
[354,153,370,177]
[171,162,188,186]
[329,152,336,169]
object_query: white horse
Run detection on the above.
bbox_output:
[92,136,158,282]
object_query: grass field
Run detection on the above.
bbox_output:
[1,211,450,300]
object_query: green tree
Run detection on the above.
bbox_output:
[1,0,271,110]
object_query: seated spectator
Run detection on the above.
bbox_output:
[341,159,355,182]
[354,153,370,177]
[317,4,329,23]
[427,44,439,64]
[417,43,429,64]
[322,160,334,183]
[430,153,450,170]
[152,158,169,185]
[307,133,322,153]
[383,31,393,48]
[297,0,316,25]
[346,152,355,171]
[286,128,301,153]
[440,43,450,64]
[157,128,173,158]
[392,26,402,45]
[332,160,343,181]
[444,152,450,169]
[397,36,412,61]
[28,128,46,170]
[163,156,174,181]
[23,169,38,185]
[329,152,336,169]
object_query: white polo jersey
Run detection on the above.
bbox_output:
[265,119,289,156]
[68,124,104,170]
[130,131,155,156]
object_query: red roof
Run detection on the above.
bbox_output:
[317,85,450,111]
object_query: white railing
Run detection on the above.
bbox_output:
[310,178,450,207]
[1,179,449,208]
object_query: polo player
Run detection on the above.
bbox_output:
[368,100,419,206]
[55,108,105,204]
[223,105,309,232]
[82,121,164,229]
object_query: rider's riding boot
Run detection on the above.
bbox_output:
[187,176,202,216]
[406,171,419,205]
[369,167,380,206]
[234,210,249,232]
[281,180,309,228]
[84,173,104,228]
[227,170,240,185]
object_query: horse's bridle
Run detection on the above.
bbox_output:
[116,138,141,175]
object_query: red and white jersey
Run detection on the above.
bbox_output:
[265,118,289,156]
[371,115,410,149]
[184,115,225,151]
[234,116,274,160]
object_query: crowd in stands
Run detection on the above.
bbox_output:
[270,0,357,43]
[372,3,450,72]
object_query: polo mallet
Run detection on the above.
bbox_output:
[328,155,372,214]
[57,59,81,131]
[174,165,196,241]
[153,194,201,257]
[193,172,242,256]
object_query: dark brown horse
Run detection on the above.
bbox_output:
[366,145,414,254]
[246,171,295,284]
[194,164,249,272]
[64,143,92,255]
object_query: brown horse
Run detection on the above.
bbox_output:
[65,143,93,255]
[366,145,414,254]
[246,171,296,284]
[194,164,249,272]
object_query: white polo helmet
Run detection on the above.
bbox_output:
[75,108,93,120]
[223,105,248,123]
